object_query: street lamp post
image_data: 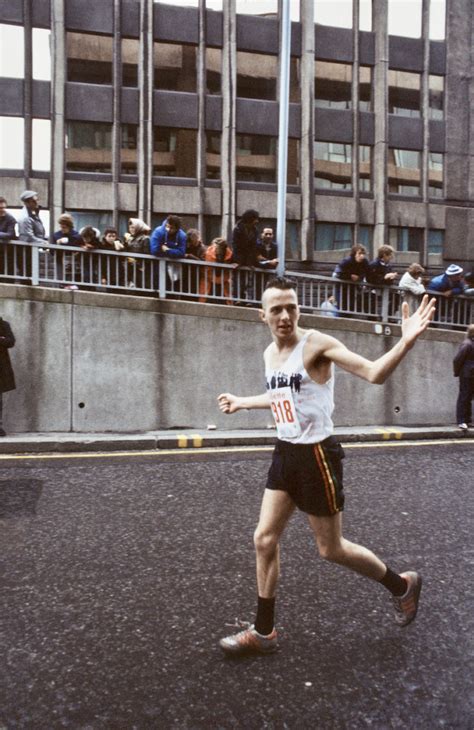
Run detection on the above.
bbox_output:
[276,0,291,277]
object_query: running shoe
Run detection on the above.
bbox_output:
[458,423,468,431]
[392,571,422,627]
[219,625,278,655]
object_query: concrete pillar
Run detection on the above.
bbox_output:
[300,0,315,261]
[420,0,430,267]
[352,0,360,245]
[138,0,153,223]
[196,0,207,236]
[50,0,66,231]
[221,0,236,241]
[372,0,388,249]
[111,0,122,231]
[23,0,32,187]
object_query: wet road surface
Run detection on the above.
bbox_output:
[0,441,473,729]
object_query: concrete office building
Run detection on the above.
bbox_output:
[0,0,473,271]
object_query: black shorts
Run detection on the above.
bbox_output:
[265,436,345,517]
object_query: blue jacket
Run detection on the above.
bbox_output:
[150,222,186,258]
[428,273,464,296]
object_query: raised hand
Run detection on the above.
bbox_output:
[401,294,436,348]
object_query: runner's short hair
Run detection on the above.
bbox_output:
[264,276,297,293]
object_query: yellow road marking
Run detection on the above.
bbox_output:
[0,439,471,461]
[177,435,188,448]
[191,434,203,448]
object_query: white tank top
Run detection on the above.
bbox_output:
[264,330,334,444]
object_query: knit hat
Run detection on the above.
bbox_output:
[20,190,38,202]
[445,264,463,276]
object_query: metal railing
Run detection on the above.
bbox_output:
[0,241,471,329]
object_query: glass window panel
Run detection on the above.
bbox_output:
[429,0,446,40]
[206,48,221,95]
[359,145,371,192]
[121,124,138,175]
[290,57,300,103]
[203,215,221,246]
[388,148,421,195]
[315,223,353,252]
[0,25,24,78]
[428,152,443,198]
[359,0,372,30]
[429,75,444,120]
[237,51,277,101]
[206,131,221,180]
[67,32,113,85]
[315,61,352,110]
[236,134,277,183]
[236,0,278,14]
[389,226,423,252]
[287,138,300,185]
[32,119,51,171]
[358,225,373,255]
[33,29,51,81]
[71,211,113,234]
[314,0,352,28]
[314,141,352,190]
[153,127,197,177]
[154,42,196,92]
[388,70,420,117]
[122,38,139,87]
[359,65,372,110]
[388,0,422,38]
[428,229,444,253]
[66,121,112,172]
[0,117,24,169]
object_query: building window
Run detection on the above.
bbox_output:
[359,66,372,111]
[236,134,277,183]
[122,38,139,87]
[315,61,352,110]
[429,0,446,40]
[204,215,221,246]
[315,223,353,252]
[33,29,51,81]
[66,121,112,173]
[0,24,24,78]
[70,211,113,234]
[428,152,443,198]
[388,0,422,38]
[389,226,424,253]
[67,32,113,85]
[359,145,371,192]
[32,119,51,172]
[237,51,277,101]
[206,48,221,95]
[314,0,353,28]
[358,225,373,254]
[154,42,197,92]
[206,131,221,180]
[388,70,421,117]
[290,57,300,103]
[0,117,24,169]
[153,127,197,178]
[359,0,372,31]
[428,229,444,254]
[429,75,444,120]
[121,124,138,175]
[237,0,278,14]
[388,148,421,196]
[314,142,352,190]
[287,138,300,185]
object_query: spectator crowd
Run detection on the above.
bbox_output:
[0,190,472,322]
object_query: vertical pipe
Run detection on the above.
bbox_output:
[421,0,430,268]
[23,0,32,187]
[112,0,122,232]
[352,0,360,246]
[138,0,153,223]
[197,0,207,238]
[50,0,65,231]
[276,0,291,277]
[221,0,236,241]
[300,0,315,262]
[372,0,388,249]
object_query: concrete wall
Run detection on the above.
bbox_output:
[0,284,464,433]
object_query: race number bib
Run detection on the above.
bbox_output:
[269,387,302,439]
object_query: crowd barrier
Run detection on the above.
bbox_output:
[0,241,471,329]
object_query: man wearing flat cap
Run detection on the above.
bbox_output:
[0,317,16,437]
[17,190,47,283]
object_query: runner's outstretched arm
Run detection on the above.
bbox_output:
[218,392,271,414]
[319,294,436,385]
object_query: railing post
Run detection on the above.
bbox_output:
[31,244,40,285]
[381,286,389,321]
[158,258,167,299]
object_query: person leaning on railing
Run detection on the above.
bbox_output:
[183,228,206,299]
[123,218,151,290]
[17,190,48,284]
[100,227,125,289]
[0,196,17,282]
[333,244,370,316]
[427,264,466,325]
[366,244,400,318]
[398,263,426,315]
[150,214,187,294]
[199,237,234,305]
[53,213,83,288]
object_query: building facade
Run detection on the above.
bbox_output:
[0,0,473,270]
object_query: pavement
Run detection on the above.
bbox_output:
[0,424,471,454]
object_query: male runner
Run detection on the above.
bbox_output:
[218,276,436,655]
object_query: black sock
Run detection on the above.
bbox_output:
[379,567,408,597]
[254,596,275,635]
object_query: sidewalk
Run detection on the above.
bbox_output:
[0,425,470,454]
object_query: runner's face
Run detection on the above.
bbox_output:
[260,288,300,339]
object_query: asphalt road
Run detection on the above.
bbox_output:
[0,441,473,729]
